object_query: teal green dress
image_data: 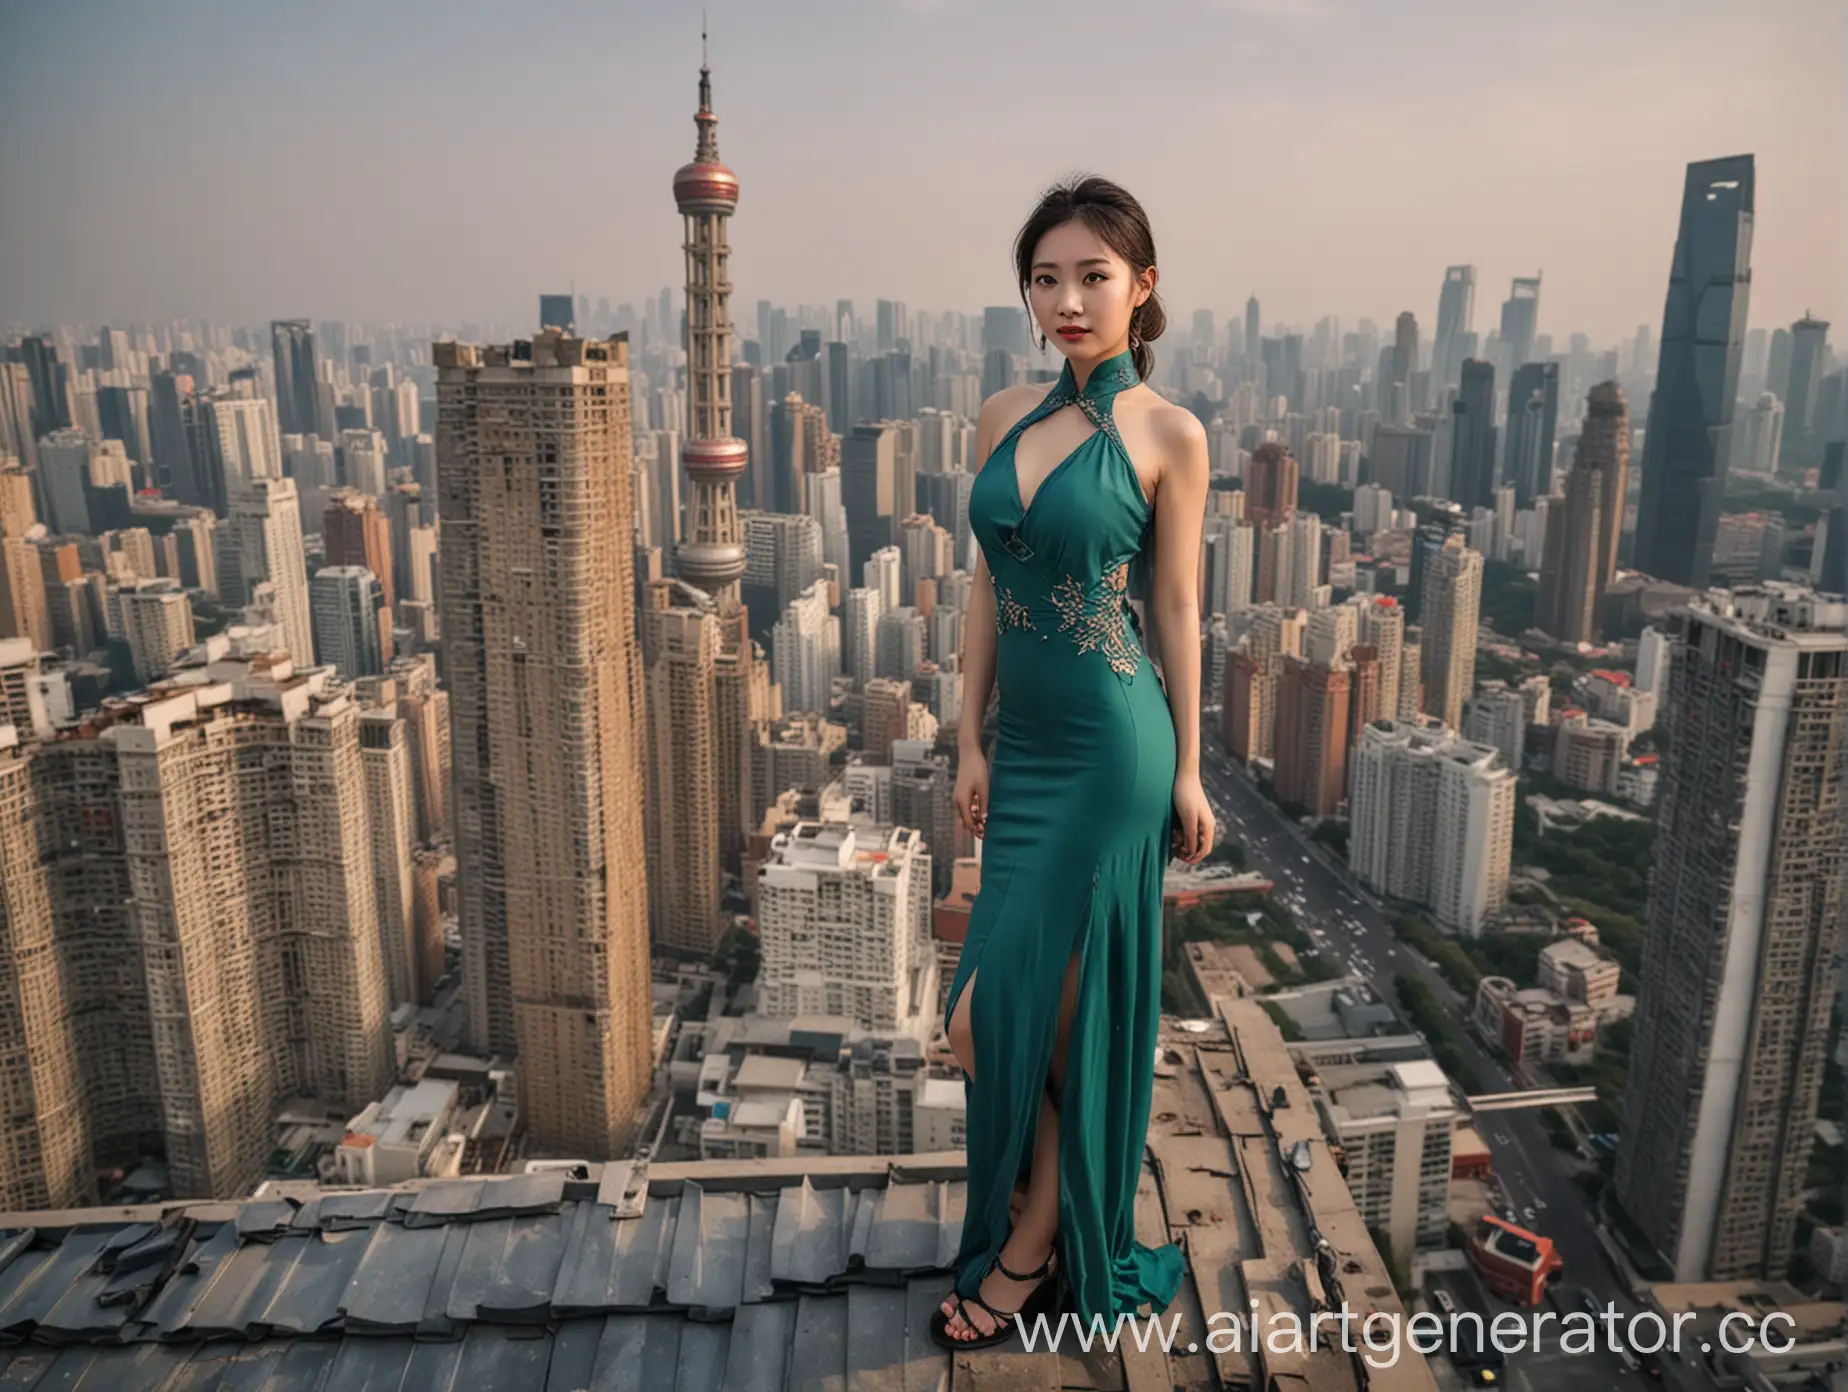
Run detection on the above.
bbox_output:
[945,346,1186,1323]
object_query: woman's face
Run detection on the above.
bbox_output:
[1026,219,1155,361]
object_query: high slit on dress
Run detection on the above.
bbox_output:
[945,345,1186,1323]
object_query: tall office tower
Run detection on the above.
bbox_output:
[1388,312,1420,419]
[672,39,749,628]
[1244,297,1261,362]
[228,477,313,667]
[270,319,324,440]
[1782,315,1829,468]
[311,566,389,679]
[1433,265,1476,390]
[97,385,153,480]
[1633,156,1755,587]
[109,579,197,684]
[36,429,92,535]
[148,371,195,495]
[324,489,396,610]
[1498,277,1541,377]
[1504,361,1559,507]
[1418,534,1481,730]
[1613,584,1847,1281]
[539,293,576,332]
[843,422,902,579]
[1245,440,1298,531]
[1450,359,1497,507]
[1737,393,1785,476]
[1348,722,1514,935]
[19,336,69,437]
[437,332,652,1157]
[1359,597,1405,721]
[980,306,1029,359]
[1813,445,1848,596]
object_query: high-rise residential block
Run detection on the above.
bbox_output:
[1418,535,1482,730]
[228,476,313,667]
[1614,584,1847,1281]
[1633,156,1755,587]
[756,822,933,1034]
[437,331,653,1159]
[1348,721,1514,935]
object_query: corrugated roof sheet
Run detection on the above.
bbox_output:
[0,1014,1443,1390]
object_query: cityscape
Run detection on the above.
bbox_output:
[0,5,1844,1391]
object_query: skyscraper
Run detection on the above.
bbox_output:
[1498,276,1541,376]
[270,320,324,441]
[672,32,748,625]
[436,331,653,1158]
[1632,156,1756,587]
[1433,265,1476,390]
[228,476,313,667]
[1450,359,1497,508]
[1535,384,1629,644]
[1246,297,1261,363]
[1504,361,1559,508]
[1782,314,1830,467]
[1418,534,1481,730]
[1613,584,1847,1281]
[1244,440,1298,532]
[539,293,576,333]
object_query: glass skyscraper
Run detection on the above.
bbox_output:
[1632,155,1756,587]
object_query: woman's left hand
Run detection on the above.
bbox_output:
[1170,772,1215,865]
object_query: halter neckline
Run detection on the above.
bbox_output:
[1050,346,1139,407]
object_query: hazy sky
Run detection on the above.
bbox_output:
[2,0,1842,345]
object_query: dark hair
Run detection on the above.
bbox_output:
[1013,174,1166,382]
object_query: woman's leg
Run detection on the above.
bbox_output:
[942,953,1081,1340]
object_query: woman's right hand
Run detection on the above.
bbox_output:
[955,749,990,839]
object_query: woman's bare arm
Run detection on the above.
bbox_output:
[1149,410,1210,777]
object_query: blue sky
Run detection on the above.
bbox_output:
[1,0,1841,343]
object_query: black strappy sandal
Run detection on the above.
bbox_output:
[929,1247,1062,1351]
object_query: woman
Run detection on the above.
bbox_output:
[933,174,1215,1349]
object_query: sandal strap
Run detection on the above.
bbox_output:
[960,1292,1017,1332]
[994,1248,1055,1284]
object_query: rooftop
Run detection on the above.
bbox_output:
[0,999,1436,1392]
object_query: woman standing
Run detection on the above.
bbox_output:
[934,174,1215,1349]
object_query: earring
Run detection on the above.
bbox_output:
[1038,332,1047,351]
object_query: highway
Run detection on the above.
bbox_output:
[1197,719,1706,1391]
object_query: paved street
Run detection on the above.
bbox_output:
[1197,719,1704,1391]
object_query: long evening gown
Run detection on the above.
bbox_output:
[944,345,1186,1323]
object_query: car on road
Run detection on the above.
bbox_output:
[1300,855,1311,865]
[1579,1289,1600,1319]
[1523,1207,1536,1224]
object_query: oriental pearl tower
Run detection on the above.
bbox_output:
[671,26,748,634]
